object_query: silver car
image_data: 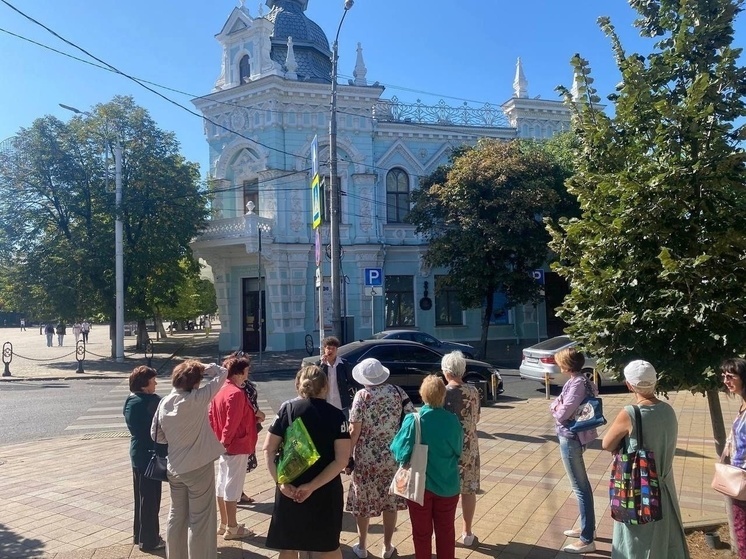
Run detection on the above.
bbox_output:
[370,330,475,358]
[519,335,623,389]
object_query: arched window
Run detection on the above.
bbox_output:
[239,55,251,83]
[386,168,409,223]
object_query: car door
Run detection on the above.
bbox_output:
[362,344,406,387]
[397,344,443,389]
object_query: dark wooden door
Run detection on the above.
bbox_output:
[242,278,266,352]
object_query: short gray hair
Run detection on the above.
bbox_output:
[441,350,466,378]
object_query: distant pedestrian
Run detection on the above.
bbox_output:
[56,322,66,346]
[44,323,54,347]
[123,366,165,552]
[20,318,26,331]
[72,322,82,343]
[82,320,91,343]
[39,323,44,335]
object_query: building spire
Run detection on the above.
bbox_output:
[285,36,298,80]
[353,42,368,86]
[513,57,528,98]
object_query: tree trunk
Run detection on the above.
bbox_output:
[135,318,148,351]
[707,389,737,554]
[478,290,495,360]
[155,315,167,340]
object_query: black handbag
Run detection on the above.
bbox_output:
[144,401,168,482]
[145,452,168,482]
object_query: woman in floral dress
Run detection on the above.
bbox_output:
[443,351,481,547]
[346,358,416,559]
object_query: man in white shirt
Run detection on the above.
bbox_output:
[317,336,357,412]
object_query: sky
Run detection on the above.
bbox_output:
[1,0,744,177]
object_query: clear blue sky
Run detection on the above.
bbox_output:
[1,0,744,177]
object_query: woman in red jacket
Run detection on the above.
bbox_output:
[208,355,258,539]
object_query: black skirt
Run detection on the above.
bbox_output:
[266,475,344,552]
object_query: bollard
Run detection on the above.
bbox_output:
[75,340,86,373]
[490,374,498,402]
[2,341,12,377]
[545,372,551,400]
[145,339,154,368]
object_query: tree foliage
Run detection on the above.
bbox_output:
[0,96,209,335]
[409,138,572,356]
[549,0,746,396]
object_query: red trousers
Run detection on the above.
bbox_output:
[406,490,459,559]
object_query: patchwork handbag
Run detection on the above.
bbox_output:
[389,412,428,506]
[567,378,607,433]
[609,405,662,524]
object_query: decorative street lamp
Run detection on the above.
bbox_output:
[59,104,124,362]
[329,0,354,343]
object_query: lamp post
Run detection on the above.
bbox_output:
[246,201,270,365]
[59,104,124,362]
[329,0,354,342]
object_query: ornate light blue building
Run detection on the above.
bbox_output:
[191,0,572,353]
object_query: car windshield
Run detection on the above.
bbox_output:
[530,336,572,351]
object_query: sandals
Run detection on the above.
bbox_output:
[223,523,254,540]
[237,493,255,504]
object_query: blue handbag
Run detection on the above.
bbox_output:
[567,378,607,433]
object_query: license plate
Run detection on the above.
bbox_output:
[525,357,538,364]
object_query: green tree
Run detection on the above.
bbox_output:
[0,96,208,352]
[409,138,570,357]
[549,1,746,452]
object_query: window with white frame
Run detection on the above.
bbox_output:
[385,275,415,327]
[386,168,410,223]
[435,275,463,326]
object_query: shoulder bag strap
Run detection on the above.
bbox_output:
[152,398,163,451]
[412,412,421,445]
[632,404,643,449]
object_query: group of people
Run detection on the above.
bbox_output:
[41,320,90,346]
[122,334,746,559]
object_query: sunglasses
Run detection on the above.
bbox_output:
[722,373,739,381]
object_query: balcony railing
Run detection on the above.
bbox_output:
[373,97,509,128]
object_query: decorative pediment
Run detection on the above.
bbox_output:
[216,8,254,42]
[376,139,425,175]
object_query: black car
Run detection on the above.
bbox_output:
[304,339,503,401]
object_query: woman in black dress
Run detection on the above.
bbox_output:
[262,365,351,558]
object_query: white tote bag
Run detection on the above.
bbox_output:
[389,412,428,506]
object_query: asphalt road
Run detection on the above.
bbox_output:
[0,367,558,445]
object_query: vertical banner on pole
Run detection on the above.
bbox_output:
[311,135,323,352]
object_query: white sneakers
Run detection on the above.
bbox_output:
[563,540,596,554]
[352,543,396,558]
[461,533,477,546]
[351,544,368,558]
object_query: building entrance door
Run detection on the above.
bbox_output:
[242,278,266,352]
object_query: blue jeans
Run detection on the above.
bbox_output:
[559,435,595,544]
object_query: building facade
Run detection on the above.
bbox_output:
[191,0,572,353]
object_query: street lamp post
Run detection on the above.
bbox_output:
[329,0,354,342]
[59,104,124,362]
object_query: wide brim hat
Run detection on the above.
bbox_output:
[352,358,390,386]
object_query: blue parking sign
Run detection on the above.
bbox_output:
[364,268,383,286]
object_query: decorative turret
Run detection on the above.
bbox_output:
[285,36,298,80]
[353,42,368,86]
[513,57,528,98]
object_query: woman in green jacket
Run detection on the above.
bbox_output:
[390,375,463,559]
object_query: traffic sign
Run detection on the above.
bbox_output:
[364,268,383,286]
[364,286,382,297]
[531,269,545,285]
[311,174,321,229]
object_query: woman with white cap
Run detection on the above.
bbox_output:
[346,358,415,559]
[602,360,690,558]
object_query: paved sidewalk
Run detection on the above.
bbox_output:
[0,380,734,558]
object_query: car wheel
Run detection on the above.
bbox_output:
[582,368,600,391]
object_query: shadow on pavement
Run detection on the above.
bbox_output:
[0,523,46,558]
